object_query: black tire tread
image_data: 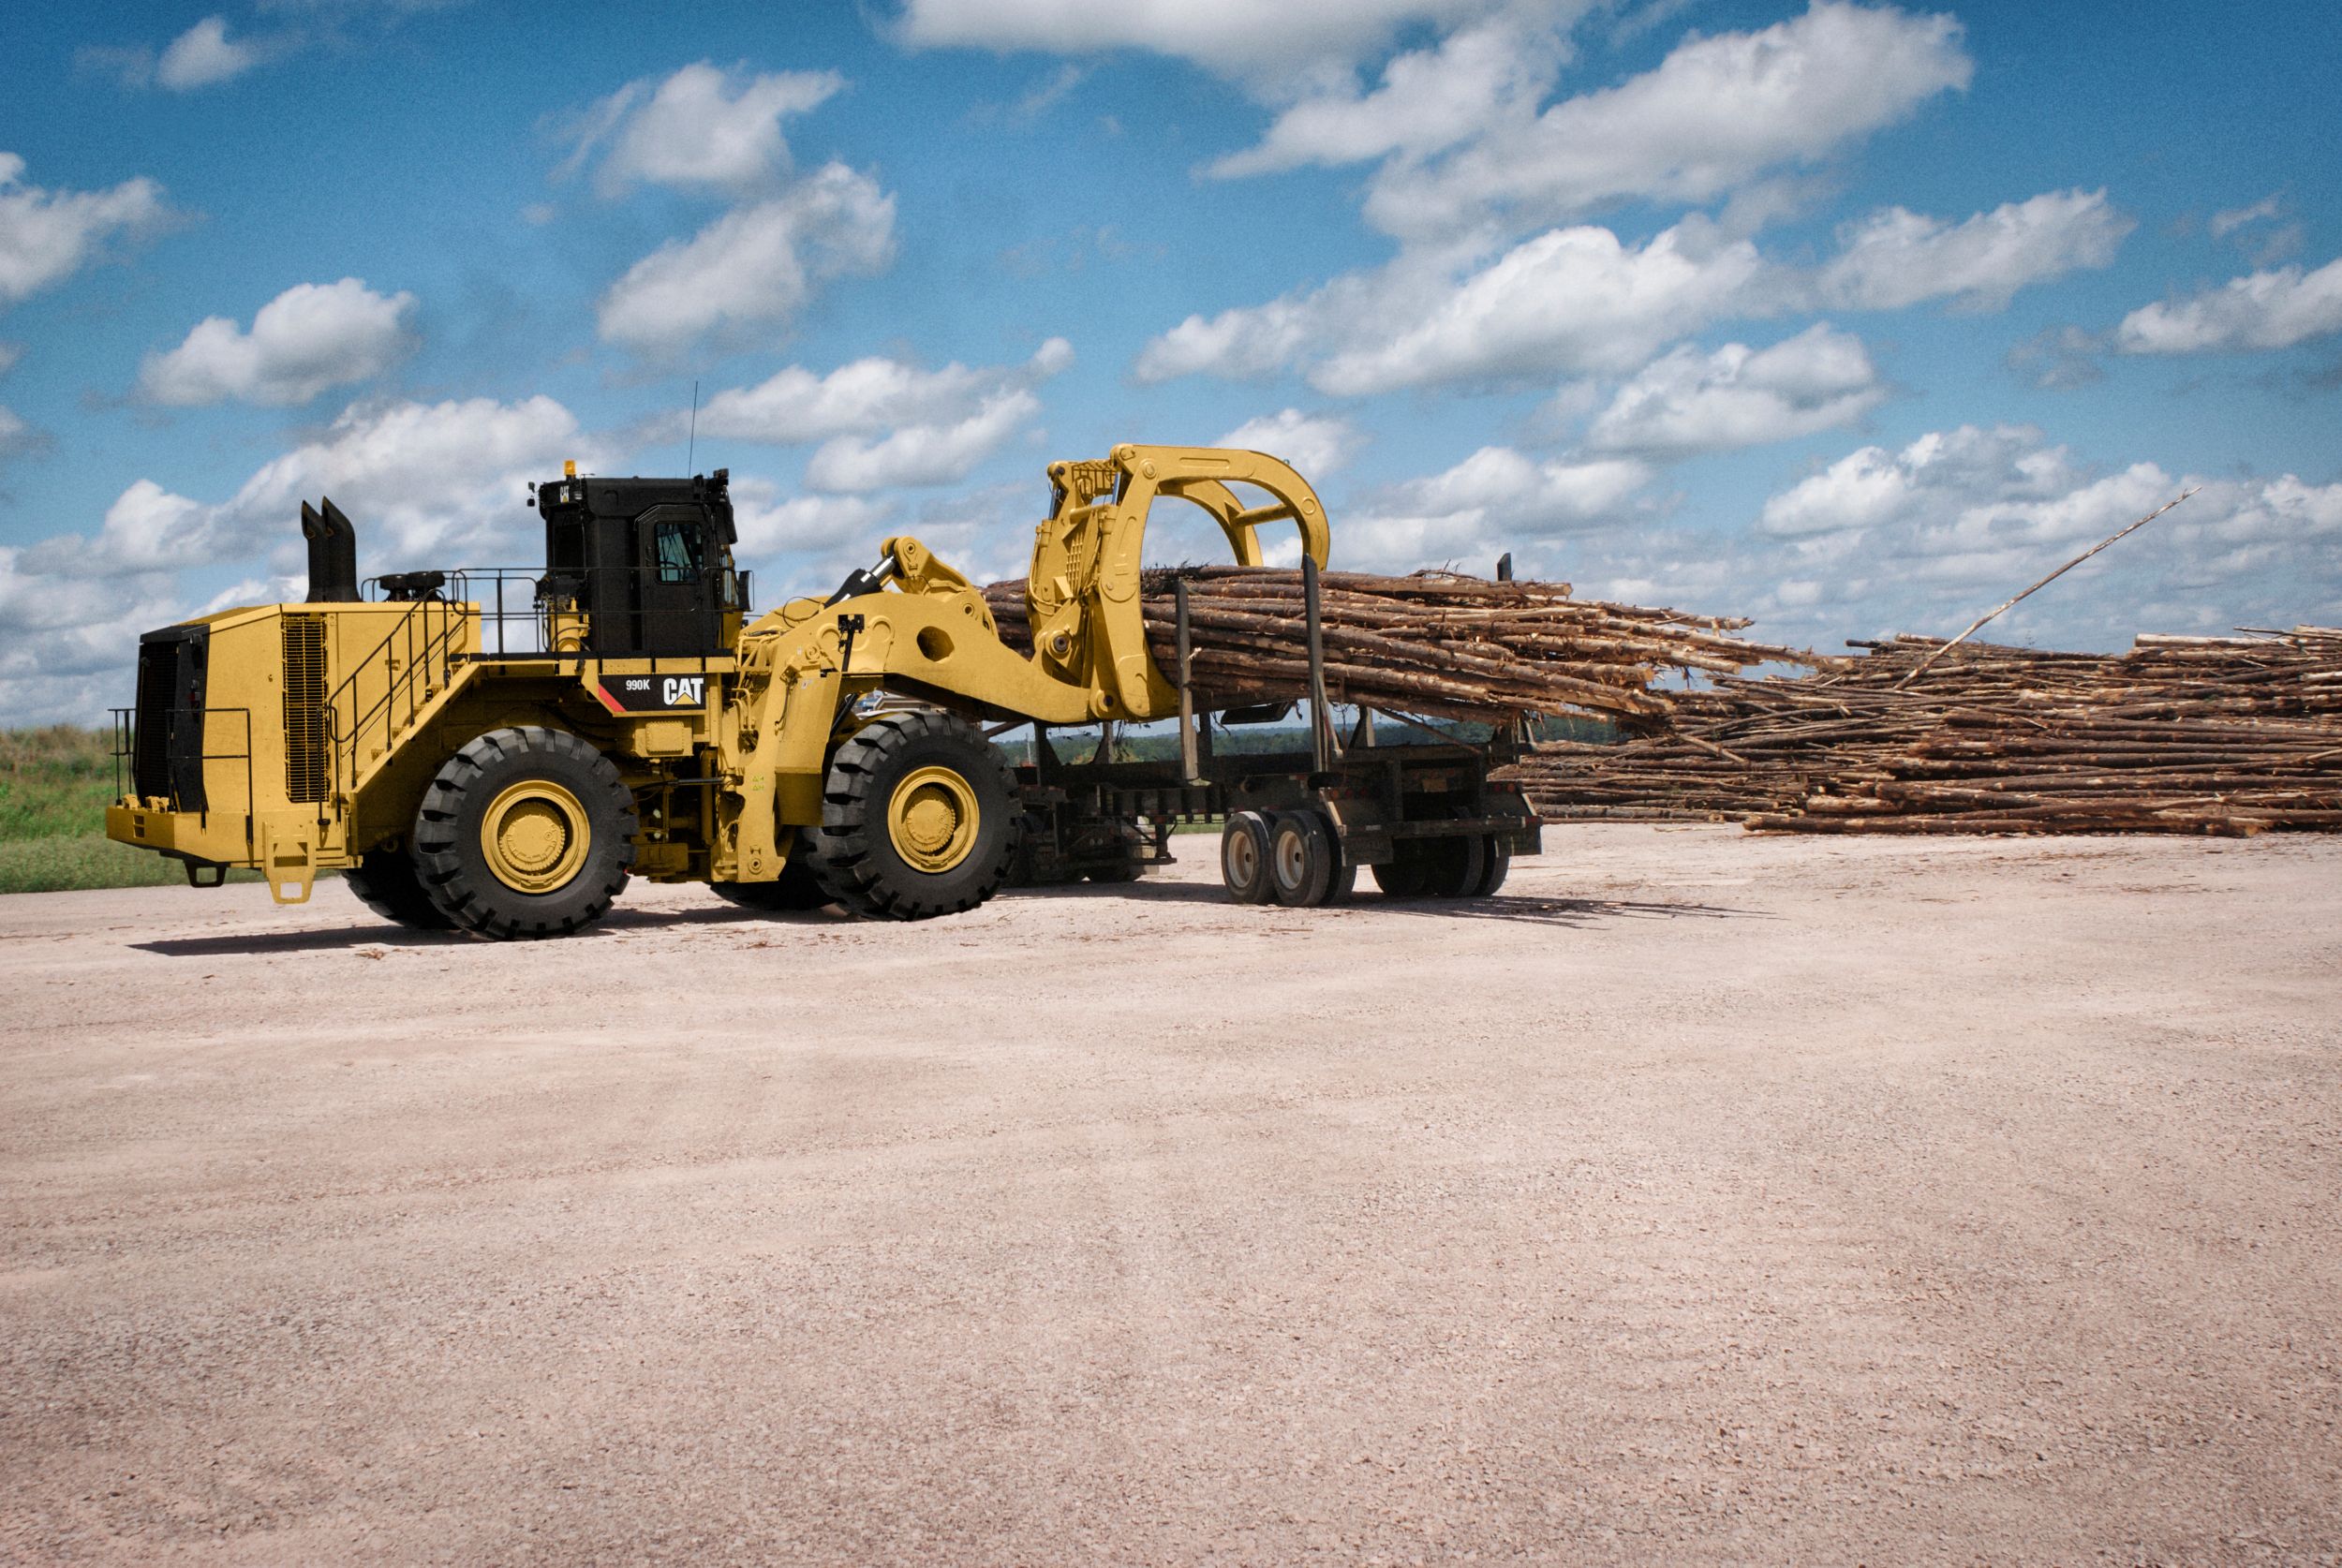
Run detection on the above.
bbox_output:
[808,710,1018,921]
[411,727,635,940]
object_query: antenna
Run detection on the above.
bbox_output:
[687,378,700,477]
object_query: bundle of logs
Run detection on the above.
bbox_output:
[978,567,1815,724]
[1503,628,2342,836]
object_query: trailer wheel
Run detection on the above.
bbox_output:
[344,845,456,931]
[1221,811,1276,904]
[1268,810,1338,907]
[710,845,832,912]
[1418,831,1489,898]
[1473,836,1512,897]
[412,727,636,939]
[810,710,1018,921]
[1371,845,1430,899]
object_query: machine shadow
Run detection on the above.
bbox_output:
[129,901,810,957]
[1000,879,1757,927]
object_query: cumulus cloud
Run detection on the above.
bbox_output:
[1139,220,1763,393]
[804,392,1043,493]
[893,0,1515,79]
[726,478,894,556]
[690,337,1071,445]
[1583,323,1884,456]
[1206,11,1571,179]
[0,403,38,465]
[1362,3,1973,241]
[1816,187,2132,312]
[2112,255,2342,355]
[1743,422,2342,643]
[561,62,845,195]
[1341,446,1652,568]
[35,395,598,581]
[137,278,416,407]
[2209,194,2282,239]
[156,16,259,90]
[1213,408,1366,476]
[597,164,896,352]
[0,154,172,308]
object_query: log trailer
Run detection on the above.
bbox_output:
[107,445,1539,937]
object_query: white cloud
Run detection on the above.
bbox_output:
[726,478,894,556]
[156,16,258,90]
[1141,220,1763,394]
[137,278,416,407]
[692,337,1071,444]
[2112,255,2342,355]
[562,62,845,195]
[804,391,1043,492]
[0,154,172,308]
[1207,12,1569,178]
[597,164,896,352]
[0,403,38,463]
[1758,423,2075,540]
[37,395,598,581]
[1584,322,1884,456]
[1341,446,1652,568]
[1816,187,2132,312]
[894,0,1512,79]
[1214,408,1366,476]
[1362,2,1972,241]
[2208,194,2282,239]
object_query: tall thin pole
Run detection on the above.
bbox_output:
[687,379,700,475]
[1895,488,2198,688]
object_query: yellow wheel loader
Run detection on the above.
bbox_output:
[108,445,1537,936]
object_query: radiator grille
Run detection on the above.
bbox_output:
[282,614,329,803]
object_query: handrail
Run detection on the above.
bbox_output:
[321,594,475,807]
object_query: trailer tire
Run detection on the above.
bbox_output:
[1221,811,1276,904]
[810,710,1018,921]
[412,727,636,939]
[1371,844,1430,899]
[1418,831,1488,898]
[344,845,457,931]
[1473,836,1512,897]
[1268,810,1338,908]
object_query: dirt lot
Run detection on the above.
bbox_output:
[2,826,2337,1565]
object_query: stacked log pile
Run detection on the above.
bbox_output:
[1505,628,2342,836]
[978,567,1817,724]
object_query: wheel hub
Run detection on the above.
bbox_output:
[887,766,979,874]
[479,780,589,895]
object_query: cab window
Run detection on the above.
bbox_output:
[652,520,702,583]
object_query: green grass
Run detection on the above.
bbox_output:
[0,727,196,895]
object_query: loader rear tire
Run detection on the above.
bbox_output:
[412,727,636,940]
[344,845,456,931]
[809,711,1018,921]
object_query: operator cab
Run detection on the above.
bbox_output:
[533,469,749,657]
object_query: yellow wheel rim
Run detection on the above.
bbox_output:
[479,779,590,895]
[886,765,979,875]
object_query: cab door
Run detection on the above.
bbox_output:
[634,505,719,655]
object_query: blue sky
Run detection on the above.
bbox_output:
[2,0,2337,722]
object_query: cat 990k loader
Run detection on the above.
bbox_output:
[107,444,1536,937]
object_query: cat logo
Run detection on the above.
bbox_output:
[594,673,709,714]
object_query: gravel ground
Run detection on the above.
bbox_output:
[2,825,2337,1566]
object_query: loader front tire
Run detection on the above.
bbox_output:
[810,711,1018,921]
[344,845,456,931]
[412,727,636,939]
